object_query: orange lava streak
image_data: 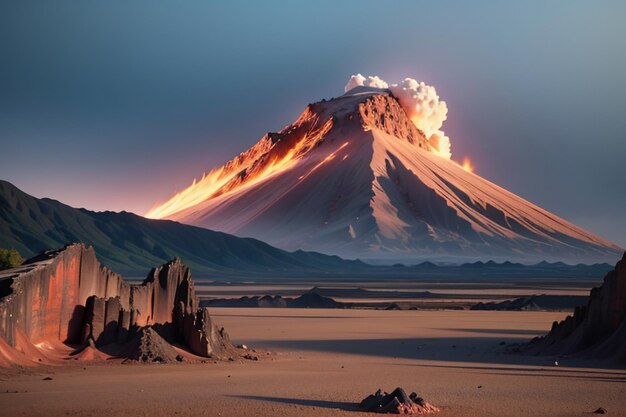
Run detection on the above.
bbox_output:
[299,142,349,181]
[461,156,475,173]
[146,118,335,220]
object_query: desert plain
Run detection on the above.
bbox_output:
[1,279,624,417]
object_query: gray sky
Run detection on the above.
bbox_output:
[1,1,625,246]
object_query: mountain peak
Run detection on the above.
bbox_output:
[311,86,429,148]
[145,90,431,221]
[145,91,622,264]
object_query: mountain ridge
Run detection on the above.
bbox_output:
[0,180,364,276]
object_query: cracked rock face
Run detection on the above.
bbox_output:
[359,387,439,414]
[526,252,626,363]
[0,243,234,366]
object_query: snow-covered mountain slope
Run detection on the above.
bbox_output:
[146,87,623,263]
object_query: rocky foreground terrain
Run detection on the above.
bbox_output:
[0,247,624,415]
[0,243,235,366]
[526,252,626,363]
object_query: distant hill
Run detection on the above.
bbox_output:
[0,180,363,276]
[470,295,589,311]
[201,291,346,309]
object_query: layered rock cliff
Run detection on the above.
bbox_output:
[526,252,626,363]
[0,243,233,366]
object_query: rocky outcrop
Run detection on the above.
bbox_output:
[358,92,429,148]
[288,291,345,308]
[359,387,439,414]
[0,243,234,366]
[526,252,626,363]
[0,244,127,349]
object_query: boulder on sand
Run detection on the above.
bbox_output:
[359,387,439,414]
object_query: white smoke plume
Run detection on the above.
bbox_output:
[344,74,452,159]
[344,74,389,91]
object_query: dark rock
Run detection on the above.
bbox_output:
[122,326,179,363]
[183,309,233,358]
[526,252,626,363]
[359,387,439,414]
[287,291,344,309]
[594,407,608,414]
[42,377,52,381]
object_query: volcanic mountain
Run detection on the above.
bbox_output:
[146,86,622,263]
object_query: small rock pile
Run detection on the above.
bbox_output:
[359,387,439,414]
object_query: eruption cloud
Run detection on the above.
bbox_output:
[345,74,452,159]
[345,74,389,91]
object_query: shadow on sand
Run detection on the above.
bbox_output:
[229,395,359,412]
[393,363,626,382]
[252,336,625,370]
[444,328,543,336]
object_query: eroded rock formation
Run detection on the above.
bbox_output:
[358,93,429,148]
[0,243,233,366]
[359,387,439,414]
[526,252,626,363]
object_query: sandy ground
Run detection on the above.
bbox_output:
[1,308,625,417]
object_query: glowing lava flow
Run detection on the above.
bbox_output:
[145,117,334,220]
[461,157,475,173]
[145,167,237,219]
[297,142,349,181]
[146,148,303,219]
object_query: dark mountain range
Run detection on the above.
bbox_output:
[0,180,362,276]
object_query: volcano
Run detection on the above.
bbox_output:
[146,86,622,263]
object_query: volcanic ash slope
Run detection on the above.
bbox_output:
[147,86,622,264]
